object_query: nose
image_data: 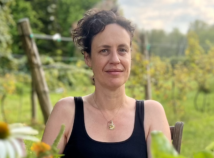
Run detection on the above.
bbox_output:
[109,50,120,64]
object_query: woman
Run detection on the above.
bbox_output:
[42,8,171,158]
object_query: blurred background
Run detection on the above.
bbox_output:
[0,0,214,157]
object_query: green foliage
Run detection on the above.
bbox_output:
[42,57,92,92]
[24,0,101,56]
[0,0,15,55]
[128,50,192,117]
[147,28,186,57]
[10,0,43,55]
[193,151,214,158]
[151,131,214,158]
[151,131,179,158]
[127,52,147,98]
[0,0,102,57]
[146,21,214,58]
[0,54,17,73]
[52,125,65,153]
[206,142,214,153]
[189,20,214,54]
[27,125,65,158]
[185,32,214,112]
[0,73,16,95]
[149,56,172,99]
[129,30,214,117]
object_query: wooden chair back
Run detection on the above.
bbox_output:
[170,122,184,154]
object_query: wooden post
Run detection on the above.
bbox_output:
[31,78,37,123]
[140,33,152,100]
[18,18,52,123]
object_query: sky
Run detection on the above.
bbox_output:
[118,0,214,34]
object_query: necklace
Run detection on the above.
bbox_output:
[93,95,122,130]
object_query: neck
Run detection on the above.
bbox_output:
[93,84,128,111]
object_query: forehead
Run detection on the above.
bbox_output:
[91,24,131,48]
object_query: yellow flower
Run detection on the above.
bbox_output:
[0,122,10,139]
[31,142,53,158]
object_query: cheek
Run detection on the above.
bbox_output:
[127,58,132,75]
[125,56,132,68]
[91,59,105,72]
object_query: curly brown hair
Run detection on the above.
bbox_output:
[72,8,135,56]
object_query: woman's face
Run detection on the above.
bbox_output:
[85,23,132,89]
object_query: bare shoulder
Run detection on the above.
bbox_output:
[144,100,171,141]
[53,97,75,115]
[46,96,75,133]
[42,97,75,153]
[48,97,75,124]
[144,100,165,115]
[144,99,167,124]
[144,100,171,157]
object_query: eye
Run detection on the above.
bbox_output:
[101,49,108,52]
[119,48,127,53]
[100,49,109,54]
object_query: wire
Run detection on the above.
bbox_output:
[30,33,72,42]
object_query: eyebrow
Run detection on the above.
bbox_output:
[98,45,111,48]
[97,44,129,48]
[118,44,129,48]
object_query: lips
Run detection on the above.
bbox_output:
[105,69,123,75]
[106,69,123,72]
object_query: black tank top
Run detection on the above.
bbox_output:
[62,97,147,158]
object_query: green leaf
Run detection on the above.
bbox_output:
[206,142,214,153]
[193,151,214,158]
[52,124,65,152]
[151,131,186,158]
[53,154,65,158]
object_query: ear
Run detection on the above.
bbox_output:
[84,52,92,67]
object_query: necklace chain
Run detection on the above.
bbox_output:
[93,94,122,130]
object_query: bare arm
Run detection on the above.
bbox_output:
[42,97,75,153]
[144,100,171,158]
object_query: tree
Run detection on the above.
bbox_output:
[189,20,214,53]
[0,0,14,55]
[10,0,43,55]
[25,0,101,57]
[147,29,186,57]
[185,31,214,112]
[0,0,17,78]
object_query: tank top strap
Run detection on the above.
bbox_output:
[133,100,145,136]
[72,97,85,136]
[137,100,145,125]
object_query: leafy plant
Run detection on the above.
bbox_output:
[151,131,214,158]
[29,125,65,158]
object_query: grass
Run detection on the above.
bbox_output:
[1,84,214,157]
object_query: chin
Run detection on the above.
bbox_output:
[95,76,129,90]
[105,79,127,90]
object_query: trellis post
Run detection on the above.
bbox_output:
[18,18,52,123]
[139,33,152,100]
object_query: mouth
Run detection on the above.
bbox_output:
[105,69,123,75]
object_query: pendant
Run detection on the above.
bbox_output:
[108,120,115,130]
